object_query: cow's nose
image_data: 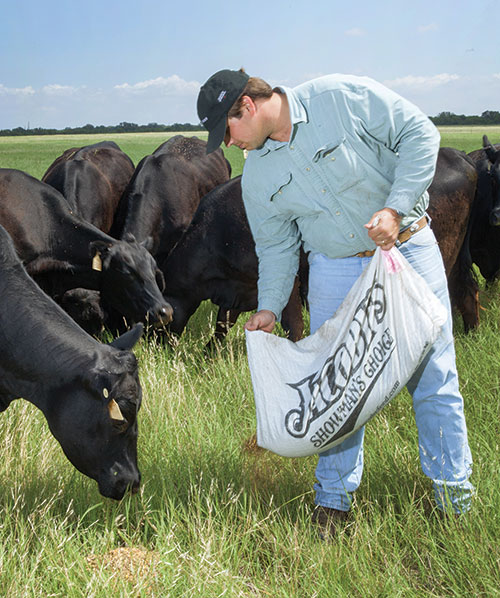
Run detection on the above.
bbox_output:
[99,463,141,500]
[131,477,141,494]
[152,303,173,325]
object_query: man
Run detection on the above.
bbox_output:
[197,68,474,536]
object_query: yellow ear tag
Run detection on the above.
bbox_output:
[108,399,126,422]
[92,252,102,272]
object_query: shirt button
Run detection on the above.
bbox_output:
[336,210,341,216]
[290,145,294,150]
[321,189,326,193]
[349,233,355,238]
[331,157,336,161]
[306,167,310,171]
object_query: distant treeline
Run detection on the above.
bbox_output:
[0,121,204,136]
[430,111,500,125]
[1,111,500,136]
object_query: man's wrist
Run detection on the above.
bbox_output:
[384,207,404,219]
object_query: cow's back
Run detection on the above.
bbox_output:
[427,147,477,274]
[42,141,135,233]
[0,168,77,262]
[112,135,231,257]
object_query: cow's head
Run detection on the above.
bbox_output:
[482,137,500,227]
[90,234,172,327]
[45,325,144,499]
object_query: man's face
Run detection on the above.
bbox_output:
[225,106,266,152]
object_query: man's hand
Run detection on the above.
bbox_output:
[364,208,402,250]
[244,309,276,333]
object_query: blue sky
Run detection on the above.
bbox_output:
[1,0,499,129]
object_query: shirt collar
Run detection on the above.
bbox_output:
[254,85,308,157]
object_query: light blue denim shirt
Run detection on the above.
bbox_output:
[241,74,441,320]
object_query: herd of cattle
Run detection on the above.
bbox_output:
[0,134,499,500]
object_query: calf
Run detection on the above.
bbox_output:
[0,223,144,499]
[0,169,172,329]
[42,141,135,233]
[111,135,231,260]
[160,176,304,345]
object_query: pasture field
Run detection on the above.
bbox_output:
[0,130,499,597]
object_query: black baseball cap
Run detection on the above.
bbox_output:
[197,69,250,153]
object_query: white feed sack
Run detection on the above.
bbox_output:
[246,247,447,458]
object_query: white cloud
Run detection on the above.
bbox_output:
[384,73,460,90]
[0,84,35,96]
[494,73,500,80]
[417,23,438,33]
[114,75,199,96]
[41,84,80,96]
[345,28,365,37]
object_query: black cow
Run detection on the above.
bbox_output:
[0,169,172,329]
[427,147,479,331]
[0,223,143,499]
[160,176,304,345]
[42,141,135,233]
[467,135,500,283]
[111,135,231,261]
[42,142,136,334]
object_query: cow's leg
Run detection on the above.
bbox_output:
[448,258,480,333]
[281,276,304,341]
[205,307,241,352]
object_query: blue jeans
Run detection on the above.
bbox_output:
[308,225,474,513]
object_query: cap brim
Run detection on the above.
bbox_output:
[206,115,227,154]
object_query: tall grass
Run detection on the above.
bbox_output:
[0,132,498,596]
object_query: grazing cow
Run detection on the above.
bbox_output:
[467,135,500,283]
[0,169,172,329]
[427,147,479,331]
[42,141,135,233]
[0,223,144,499]
[160,176,304,345]
[42,142,136,333]
[111,135,231,260]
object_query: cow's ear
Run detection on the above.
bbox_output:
[89,240,112,259]
[109,323,144,351]
[141,236,154,253]
[483,135,500,164]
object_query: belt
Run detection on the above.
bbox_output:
[354,216,427,258]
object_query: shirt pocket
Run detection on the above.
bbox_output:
[269,172,293,202]
[312,137,366,193]
[267,172,314,217]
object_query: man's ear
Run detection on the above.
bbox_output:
[242,95,256,115]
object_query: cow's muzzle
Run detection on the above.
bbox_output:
[98,465,141,500]
[148,302,173,327]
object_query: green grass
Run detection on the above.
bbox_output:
[0,130,246,180]
[438,125,500,154]
[0,130,499,596]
